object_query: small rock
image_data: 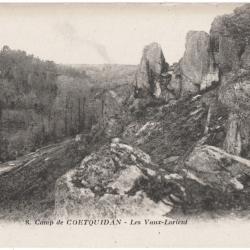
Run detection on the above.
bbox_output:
[164,173,183,180]
[230,178,244,190]
[163,156,179,164]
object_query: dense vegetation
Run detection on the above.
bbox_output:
[0,46,136,162]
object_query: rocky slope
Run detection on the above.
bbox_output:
[53,4,250,219]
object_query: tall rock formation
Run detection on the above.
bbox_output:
[133,42,169,99]
[133,33,220,102]
[167,31,220,97]
[180,31,210,92]
[179,31,219,95]
[132,4,250,158]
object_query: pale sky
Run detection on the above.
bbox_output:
[0,3,242,65]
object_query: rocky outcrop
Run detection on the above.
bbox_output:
[55,140,173,218]
[133,32,220,101]
[133,43,170,99]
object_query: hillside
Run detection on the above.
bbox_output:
[0,48,136,162]
[2,4,250,221]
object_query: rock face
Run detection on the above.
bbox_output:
[134,43,169,99]
[55,140,172,218]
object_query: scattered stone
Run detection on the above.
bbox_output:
[163,156,180,165]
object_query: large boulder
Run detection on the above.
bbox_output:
[185,145,250,191]
[178,144,250,212]
[54,140,172,218]
[133,43,169,99]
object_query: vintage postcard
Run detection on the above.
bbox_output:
[0,2,250,247]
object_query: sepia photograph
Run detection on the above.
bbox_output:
[0,2,250,247]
